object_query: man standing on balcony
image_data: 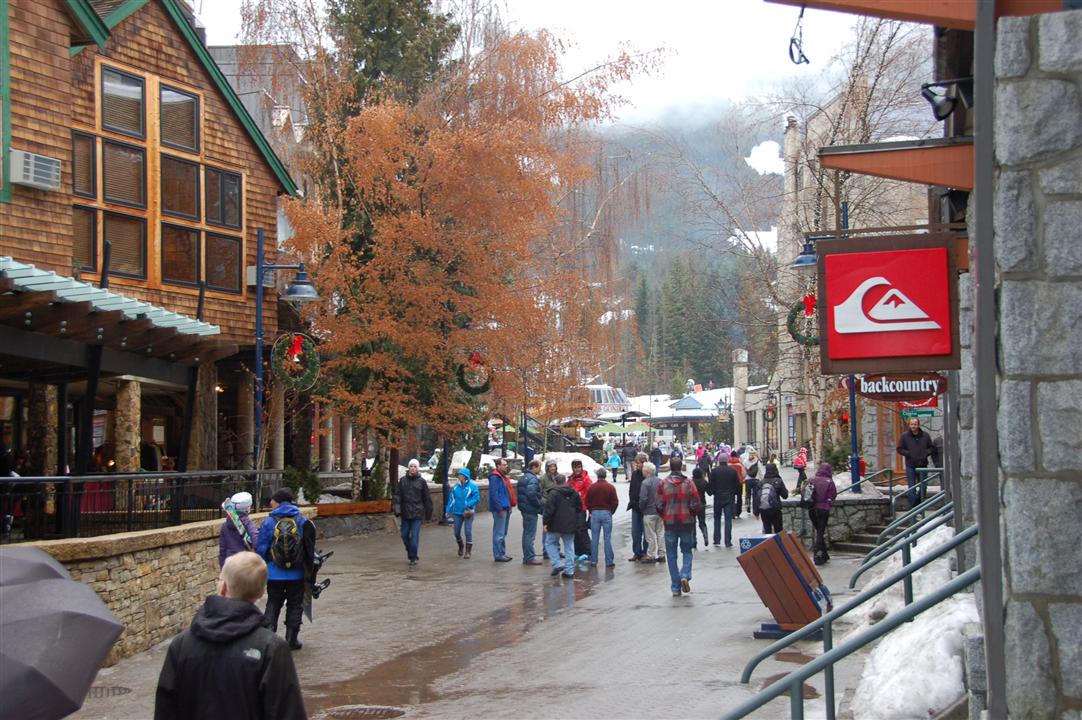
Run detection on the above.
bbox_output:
[897,417,934,509]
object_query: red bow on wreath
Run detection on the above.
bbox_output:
[287,334,305,363]
[469,352,483,367]
[802,294,817,317]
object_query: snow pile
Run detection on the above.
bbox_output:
[845,525,977,718]
[533,452,603,476]
[448,450,521,474]
[850,593,978,718]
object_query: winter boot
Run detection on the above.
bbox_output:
[457,538,465,557]
[285,626,303,651]
[464,543,472,559]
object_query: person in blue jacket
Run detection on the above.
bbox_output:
[488,458,515,562]
[444,468,480,559]
[255,488,310,650]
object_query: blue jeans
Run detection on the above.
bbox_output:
[452,513,473,544]
[664,527,695,592]
[589,510,614,565]
[545,532,576,576]
[630,508,647,557]
[906,466,925,508]
[521,512,539,561]
[399,517,421,561]
[713,500,734,546]
[492,510,509,559]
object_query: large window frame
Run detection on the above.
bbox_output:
[101,138,147,209]
[102,211,147,280]
[72,131,97,200]
[73,61,248,299]
[159,84,200,154]
[72,205,98,272]
[101,66,146,140]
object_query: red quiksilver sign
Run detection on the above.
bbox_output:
[817,234,960,374]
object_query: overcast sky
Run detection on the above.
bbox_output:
[193,0,857,123]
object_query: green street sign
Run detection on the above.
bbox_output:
[901,409,936,417]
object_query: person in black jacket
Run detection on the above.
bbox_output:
[897,418,935,508]
[393,460,433,567]
[626,452,649,561]
[155,552,306,720]
[691,467,710,548]
[543,474,583,579]
[707,458,741,547]
[756,462,789,533]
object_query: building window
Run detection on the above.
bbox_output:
[73,206,96,271]
[102,140,146,208]
[72,133,96,199]
[101,67,145,138]
[103,213,146,278]
[745,412,756,444]
[205,167,241,228]
[205,233,240,292]
[161,224,199,286]
[161,155,199,220]
[160,86,199,152]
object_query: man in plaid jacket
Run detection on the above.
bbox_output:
[656,457,702,597]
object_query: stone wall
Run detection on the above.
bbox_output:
[26,508,315,665]
[779,493,891,545]
[992,11,1082,718]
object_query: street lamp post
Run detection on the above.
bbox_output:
[253,227,320,471]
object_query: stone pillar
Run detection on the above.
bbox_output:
[732,349,749,445]
[113,380,141,473]
[685,422,694,446]
[188,364,218,471]
[992,12,1082,716]
[338,418,353,470]
[27,384,58,475]
[318,409,333,472]
[269,387,285,470]
[236,375,254,469]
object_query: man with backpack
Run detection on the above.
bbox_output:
[255,488,312,651]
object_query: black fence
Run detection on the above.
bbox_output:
[0,470,291,544]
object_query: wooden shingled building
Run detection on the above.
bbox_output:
[0,0,299,479]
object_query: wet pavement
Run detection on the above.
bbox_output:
[72,480,868,720]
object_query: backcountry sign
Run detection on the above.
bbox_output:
[817,233,961,374]
[856,373,948,401]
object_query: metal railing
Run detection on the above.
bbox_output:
[737,524,979,720]
[849,505,956,590]
[723,563,982,720]
[876,491,948,544]
[0,469,304,543]
[864,499,954,564]
[889,468,944,518]
[833,467,893,497]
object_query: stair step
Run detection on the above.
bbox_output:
[833,542,877,554]
[851,533,880,544]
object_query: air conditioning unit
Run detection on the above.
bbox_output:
[245,265,277,289]
[9,149,62,192]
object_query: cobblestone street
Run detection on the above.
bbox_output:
[72,483,865,720]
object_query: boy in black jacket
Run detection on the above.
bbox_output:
[155,552,306,720]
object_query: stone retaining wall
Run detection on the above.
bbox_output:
[780,493,891,545]
[23,508,315,665]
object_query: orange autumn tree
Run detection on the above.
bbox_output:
[287,30,645,446]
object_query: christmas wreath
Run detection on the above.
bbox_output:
[764,406,777,423]
[457,352,491,395]
[786,294,820,347]
[271,333,320,391]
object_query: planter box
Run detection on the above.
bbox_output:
[313,500,392,516]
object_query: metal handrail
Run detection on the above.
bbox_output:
[889,468,942,517]
[864,500,955,564]
[739,524,980,720]
[834,467,893,497]
[723,565,982,720]
[876,491,948,544]
[850,508,955,589]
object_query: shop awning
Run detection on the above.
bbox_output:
[0,258,237,382]
[818,137,974,191]
[764,0,1064,31]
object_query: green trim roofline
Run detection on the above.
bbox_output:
[1,0,11,203]
[77,0,298,196]
[63,0,111,48]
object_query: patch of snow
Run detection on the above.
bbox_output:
[533,452,604,477]
[844,526,976,718]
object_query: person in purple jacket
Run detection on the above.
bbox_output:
[219,491,258,568]
[808,463,838,565]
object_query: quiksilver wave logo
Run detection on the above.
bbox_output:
[833,277,941,334]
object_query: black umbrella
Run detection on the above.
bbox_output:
[0,549,123,720]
